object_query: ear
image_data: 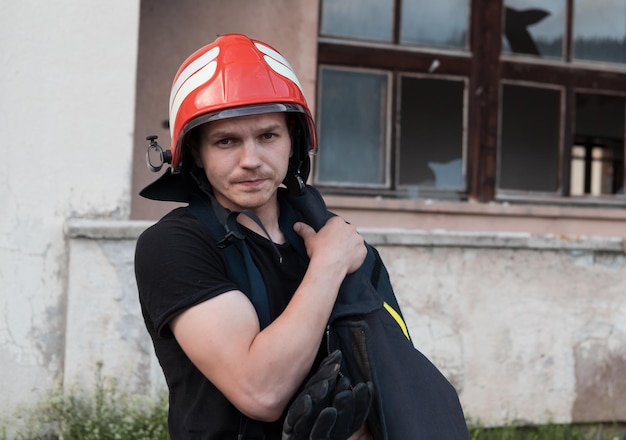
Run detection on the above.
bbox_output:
[287,117,295,158]
[191,146,204,168]
[187,136,205,168]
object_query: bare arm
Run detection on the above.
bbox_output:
[170,216,366,421]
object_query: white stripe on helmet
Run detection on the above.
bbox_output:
[255,42,304,94]
[169,47,220,137]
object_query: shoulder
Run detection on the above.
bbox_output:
[135,207,235,335]
[138,207,201,240]
[135,206,224,273]
[136,207,215,252]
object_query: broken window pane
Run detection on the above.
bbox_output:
[320,0,394,42]
[400,0,470,50]
[571,93,625,195]
[499,84,561,192]
[573,0,626,65]
[398,76,465,189]
[316,68,389,185]
[502,0,565,59]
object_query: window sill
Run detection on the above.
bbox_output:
[322,194,626,238]
[63,218,625,253]
[323,195,626,220]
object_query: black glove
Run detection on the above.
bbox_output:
[282,350,343,440]
[309,376,374,440]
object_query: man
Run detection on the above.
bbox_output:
[136,33,468,440]
[136,34,372,439]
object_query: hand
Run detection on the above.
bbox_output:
[282,350,374,440]
[282,350,343,440]
[294,217,366,275]
[309,377,373,440]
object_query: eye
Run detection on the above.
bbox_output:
[260,132,277,141]
[216,137,233,147]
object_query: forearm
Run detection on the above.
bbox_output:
[171,217,366,421]
[243,256,348,415]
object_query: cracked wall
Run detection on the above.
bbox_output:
[54,226,626,428]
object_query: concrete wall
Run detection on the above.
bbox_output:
[63,221,626,426]
[0,0,140,416]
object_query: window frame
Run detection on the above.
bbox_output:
[316,0,626,206]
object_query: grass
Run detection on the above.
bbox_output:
[1,365,623,439]
[1,363,168,440]
[467,421,625,440]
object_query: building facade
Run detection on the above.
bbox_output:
[1,0,625,433]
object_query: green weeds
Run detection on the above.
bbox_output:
[468,420,625,440]
[1,363,168,440]
[1,365,623,439]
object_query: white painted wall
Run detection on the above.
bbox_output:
[0,0,140,417]
[62,222,626,427]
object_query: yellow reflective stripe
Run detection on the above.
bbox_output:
[383,302,410,340]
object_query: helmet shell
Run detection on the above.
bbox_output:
[167,33,316,178]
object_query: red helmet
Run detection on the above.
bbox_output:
[142,33,316,200]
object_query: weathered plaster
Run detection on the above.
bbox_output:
[57,222,626,428]
[0,0,141,421]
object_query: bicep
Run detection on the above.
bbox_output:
[170,289,261,400]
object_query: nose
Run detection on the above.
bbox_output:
[238,139,262,169]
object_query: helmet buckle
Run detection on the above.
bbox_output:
[145,135,172,172]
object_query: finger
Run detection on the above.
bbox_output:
[293,221,315,239]
[304,351,342,401]
[320,350,342,369]
[331,388,355,436]
[335,376,351,394]
[304,350,341,389]
[349,382,373,432]
[310,407,337,440]
[282,351,343,439]
[284,394,312,437]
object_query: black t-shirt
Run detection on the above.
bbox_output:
[135,207,310,439]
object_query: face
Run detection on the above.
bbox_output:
[194,112,292,214]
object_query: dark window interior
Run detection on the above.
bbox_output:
[316,0,626,206]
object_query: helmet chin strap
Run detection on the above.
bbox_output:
[283,170,306,195]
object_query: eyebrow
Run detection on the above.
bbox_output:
[206,123,285,140]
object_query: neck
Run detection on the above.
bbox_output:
[237,200,285,244]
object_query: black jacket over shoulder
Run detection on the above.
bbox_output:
[187,185,470,440]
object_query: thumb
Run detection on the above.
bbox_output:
[293,222,315,239]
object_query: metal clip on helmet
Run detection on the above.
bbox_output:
[141,33,317,201]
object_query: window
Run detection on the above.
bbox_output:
[320,0,395,42]
[316,0,626,205]
[400,0,470,50]
[503,0,565,59]
[316,68,390,186]
[573,0,626,64]
[398,76,466,190]
[499,83,561,193]
[571,93,625,196]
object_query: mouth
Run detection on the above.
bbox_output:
[235,178,267,189]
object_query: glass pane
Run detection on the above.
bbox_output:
[499,84,561,191]
[320,0,394,42]
[573,0,626,65]
[398,77,465,189]
[316,68,388,185]
[571,93,625,195]
[502,0,565,58]
[400,0,469,50]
